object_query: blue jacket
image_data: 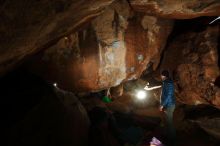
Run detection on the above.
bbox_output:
[161,79,175,108]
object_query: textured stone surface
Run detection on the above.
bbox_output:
[1,0,220,108]
[28,1,173,92]
[160,24,220,108]
[193,117,220,140]
[110,84,124,100]
[0,0,114,76]
[1,0,219,79]
[1,0,219,93]
[125,14,173,80]
[130,0,220,19]
[28,0,131,92]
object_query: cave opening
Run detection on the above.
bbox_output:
[1,1,220,146]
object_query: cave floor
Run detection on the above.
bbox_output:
[139,125,219,146]
[113,106,220,146]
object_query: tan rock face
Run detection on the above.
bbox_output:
[125,14,173,80]
[29,0,130,92]
[29,1,173,92]
[130,0,220,19]
[160,25,220,108]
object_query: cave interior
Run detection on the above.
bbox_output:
[1,0,220,146]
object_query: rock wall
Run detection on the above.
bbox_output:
[130,0,220,19]
[28,1,173,92]
[0,0,220,90]
[0,0,115,76]
[1,0,220,106]
[160,23,220,108]
[125,14,173,80]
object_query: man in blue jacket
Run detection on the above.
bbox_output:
[160,70,176,145]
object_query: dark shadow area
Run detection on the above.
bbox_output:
[0,68,90,146]
[88,106,145,146]
[170,16,217,38]
[217,24,220,68]
[0,68,54,131]
[215,75,220,87]
[182,104,220,120]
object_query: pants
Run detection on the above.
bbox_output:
[164,105,176,144]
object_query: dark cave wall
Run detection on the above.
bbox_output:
[0,71,90,146]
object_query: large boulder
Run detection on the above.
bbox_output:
[130,0,220,19]
[1,71,90,146]
[159,22,220,108]
[27,0,173,92]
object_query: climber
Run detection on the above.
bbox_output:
[160,70,176,145]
